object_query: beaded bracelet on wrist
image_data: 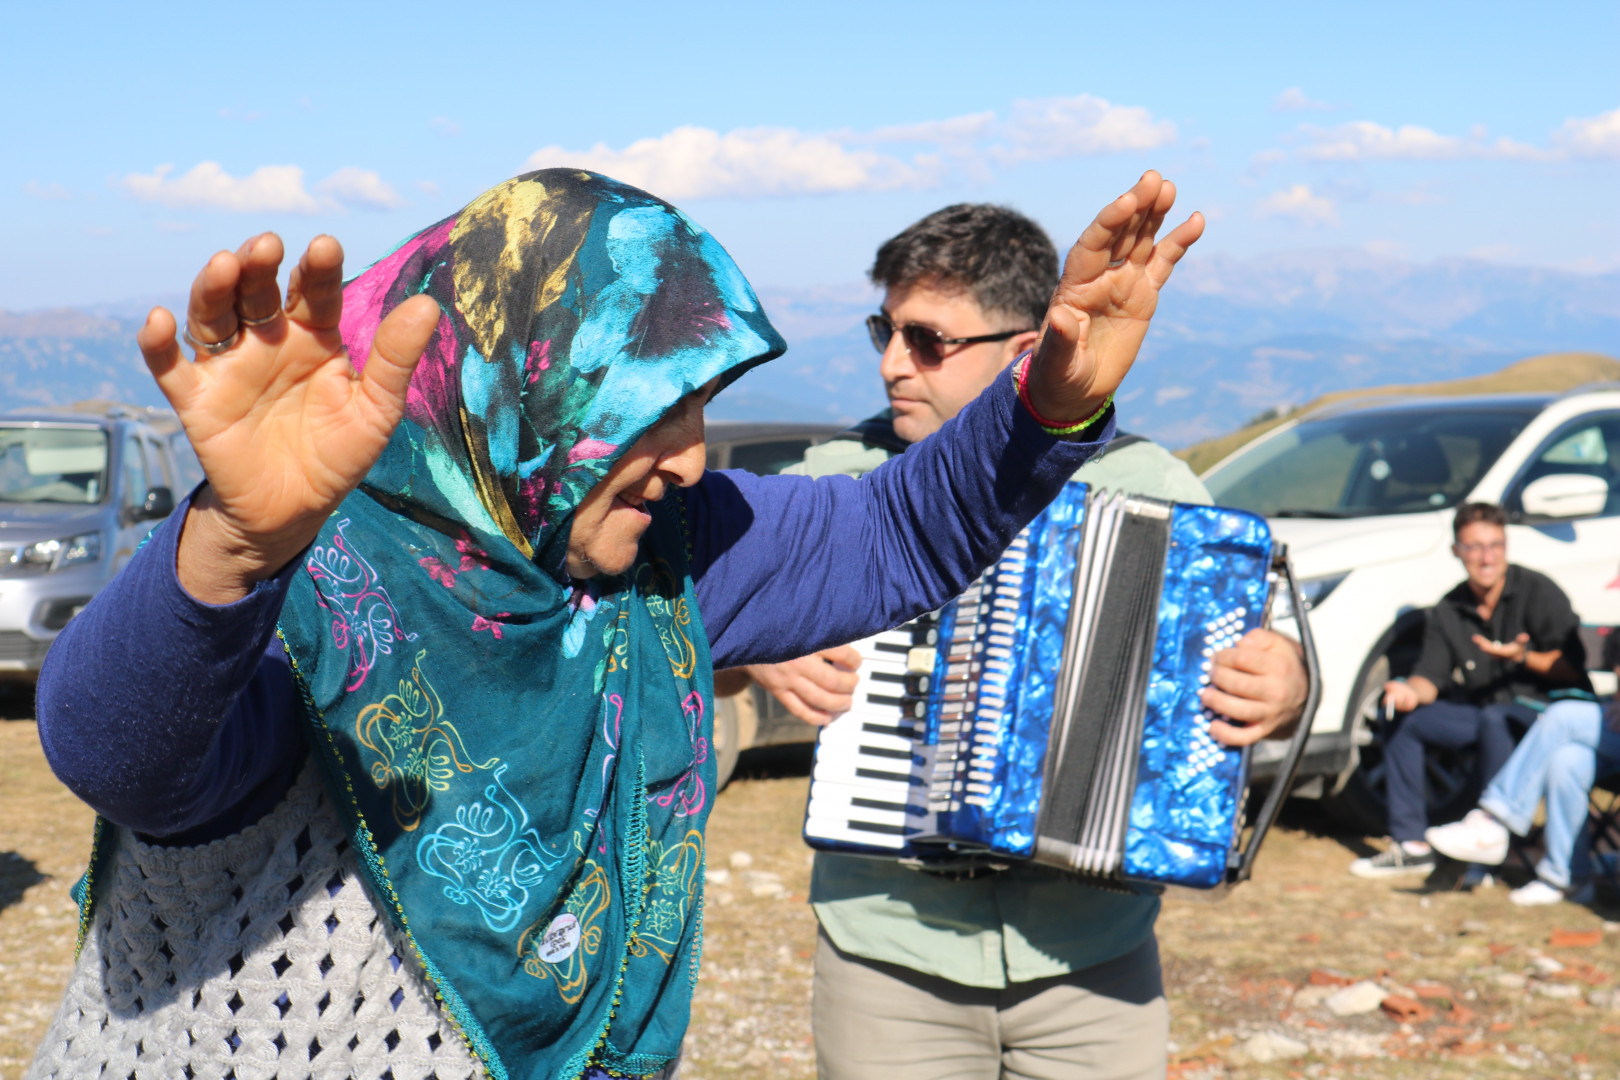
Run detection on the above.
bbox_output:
[1014,354,1114,437]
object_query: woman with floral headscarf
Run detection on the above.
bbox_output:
[29,169,1200,1080]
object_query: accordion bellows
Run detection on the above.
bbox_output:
[804,482,1301,890]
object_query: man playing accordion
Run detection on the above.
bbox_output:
[723,204,1310,1080]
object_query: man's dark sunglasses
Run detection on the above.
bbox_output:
[865,313,1032,366]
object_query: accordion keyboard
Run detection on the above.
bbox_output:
[804,616,939,850]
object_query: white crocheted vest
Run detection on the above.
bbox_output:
[27,760,481,1080]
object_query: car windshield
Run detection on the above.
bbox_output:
[0,425,110,504]
[1203,405,1540,518]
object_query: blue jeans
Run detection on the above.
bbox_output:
[1478,699,1620,887]
[1386,700,1533,842]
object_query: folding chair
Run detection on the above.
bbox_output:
[1588,768,1620,893]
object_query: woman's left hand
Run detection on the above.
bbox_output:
[1024,171,1204,425]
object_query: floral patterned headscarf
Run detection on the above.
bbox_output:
[276,170,785,1079]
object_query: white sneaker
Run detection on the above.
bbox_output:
[1425,809,1510,866]
[1508,879,1566,906]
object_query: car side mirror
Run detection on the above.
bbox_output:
[1519,474,1609,519]
[141,485,176,521]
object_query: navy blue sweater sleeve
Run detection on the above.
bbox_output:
[37,365,1104,839]
[35,496,306,839]
[689,364,1110,668]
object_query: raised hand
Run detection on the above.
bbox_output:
[1025,171,1204,424]
[137,233,440,603]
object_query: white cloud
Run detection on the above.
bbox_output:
[527,125,928,201]
[314,167,406,209]
[1255,184,1339,227]
[1554,106,1620,158]
[1298,121,1546,161]
[525,95,1177,201]
[994,95,1177,163]
[1273,87,1330,112]
[863,111,996,145]
[24,180,71,200]
[119,162,405,213]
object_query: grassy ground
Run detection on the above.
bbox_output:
[4,714,1619,1079]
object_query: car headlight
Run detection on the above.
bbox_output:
[18,532,102,572]
[1274,571,1349,620]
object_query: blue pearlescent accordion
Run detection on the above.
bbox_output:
[803,482,1319,890]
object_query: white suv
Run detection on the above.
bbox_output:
[1202,386,1620,831]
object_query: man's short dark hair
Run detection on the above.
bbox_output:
[869,204,1058,330]
[1454,502,1507,536]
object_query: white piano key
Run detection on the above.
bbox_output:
[815,727,919,755]
[806,796,911,830]
[804,818,908,849]
[812,762,914,801]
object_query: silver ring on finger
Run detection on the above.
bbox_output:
[237,308,284,327]
[183,326,241,355]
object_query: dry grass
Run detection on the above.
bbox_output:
[0,704,96,1080]
[1176,351,1620,475]
[5,719,1620,1080]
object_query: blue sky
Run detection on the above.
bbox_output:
[4,0,1616,311]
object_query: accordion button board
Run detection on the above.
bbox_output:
[802,481,1287,890]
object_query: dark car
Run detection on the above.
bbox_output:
[707,420,846,786]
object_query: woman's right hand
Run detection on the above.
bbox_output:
[138,232,440,604]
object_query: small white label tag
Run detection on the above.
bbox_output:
[537,912,581,963]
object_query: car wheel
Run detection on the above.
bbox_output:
[1324,653,1482,835]
[712,695,742,790]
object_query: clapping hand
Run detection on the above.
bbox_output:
[137,233,440,604]
[1024,171,1203,425]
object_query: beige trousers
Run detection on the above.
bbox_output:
[812,930,1168,1080]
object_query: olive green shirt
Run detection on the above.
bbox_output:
[789,422,1211,988]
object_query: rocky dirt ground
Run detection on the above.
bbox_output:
[4,707,1619,1079]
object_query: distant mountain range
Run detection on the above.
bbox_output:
[5,250,1618,449]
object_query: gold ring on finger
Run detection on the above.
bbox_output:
[183,326,241,355]
[237,308,284,327]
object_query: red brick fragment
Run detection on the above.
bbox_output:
[1297,932,1322,944]
[1411,981,1452,999]
[1550,927,1603,948]
[1309,968,1356,987]
[1381,994,1434,1023]
[1451,1041,1485,1056]
[1488,942,1514,957]
[1489,1021,1513,1033]
[1447,1004,1474,1025]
